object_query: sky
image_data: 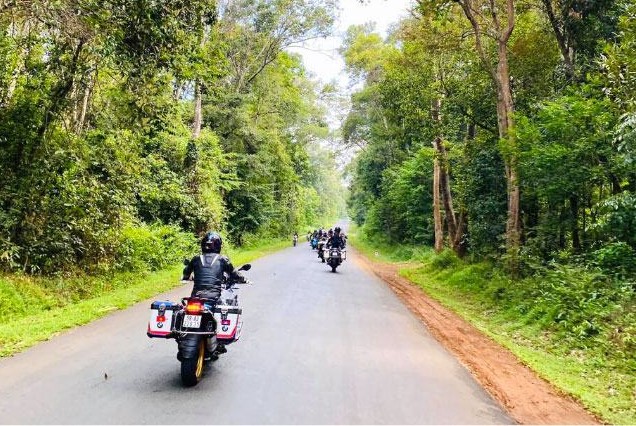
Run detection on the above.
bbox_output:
[285,0,414,167]
[287,0,414,88]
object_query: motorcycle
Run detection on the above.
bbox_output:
[317,238,327,263]
[147,262,252,387]
[310,237,318,250]
[326,247,346,272]
[293,235,298,247]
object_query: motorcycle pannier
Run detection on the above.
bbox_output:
[213,305,243,344]
[147,301,179,338]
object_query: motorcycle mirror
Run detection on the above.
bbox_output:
[239,264,251,271]
[183,258,190,266]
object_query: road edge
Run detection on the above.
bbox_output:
[349,245,602,425]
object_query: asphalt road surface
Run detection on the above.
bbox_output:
[0,244,513,424]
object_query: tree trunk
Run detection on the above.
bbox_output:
[496,39,521,271]
[452,0,520,272]
[452,210,468,257]
[431,97,464,257]
[433,156,444,252]
[435,137,458,241]
[24,38,85,167]
[75,74,94,134]
[192,81,203,139]
[540,0,575,81]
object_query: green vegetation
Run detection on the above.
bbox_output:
[0,238,289,357]
[349,227,635,424]
[0,0,345,276]
[342,3,636,423]
[0,1,344,353]
[343,1,636,269]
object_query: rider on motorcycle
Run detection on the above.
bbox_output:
[181,231,246,354]
[326,227,346,250]
[182,231,246,300]
[317,233,328,262]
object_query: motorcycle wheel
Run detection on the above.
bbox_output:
[181,339,205,387]
[331,265,337,272]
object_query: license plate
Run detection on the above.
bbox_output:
[183,315,201,328]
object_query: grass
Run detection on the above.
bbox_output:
[348,226,636,425]
[0,238,289,357]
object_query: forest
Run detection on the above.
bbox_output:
[0,0,345,275]
[343,0,635,421]
[0,0,635,421]
[345,0,636,272]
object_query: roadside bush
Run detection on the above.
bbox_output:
[430,249,460,270]
[588,242,636,278]
[115,223,197,272]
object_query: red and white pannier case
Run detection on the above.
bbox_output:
[147,301,179,338]
[213,305,242,344]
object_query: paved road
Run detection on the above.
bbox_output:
[0,244,513,424]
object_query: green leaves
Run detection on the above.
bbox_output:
[0,0,345,272]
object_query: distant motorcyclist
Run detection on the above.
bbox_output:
[317,234,328,262]
[310,230,319,249]
[182,231,246,302]
[327,227,346,250]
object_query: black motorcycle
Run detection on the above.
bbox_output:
[147,263,251,387]
[326,247,346,272]
[317,239,327,262]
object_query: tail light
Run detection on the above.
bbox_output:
[185,300,203,314]
[221,319,231,326]
[156,315,166,322]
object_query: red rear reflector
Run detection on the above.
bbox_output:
[221,319,231,325]
[156,315,165,322]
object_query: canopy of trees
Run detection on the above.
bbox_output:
[0,0,345,274]
[344,0,636,277]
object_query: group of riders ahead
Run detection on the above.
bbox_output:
[184,227,346,305]
[299,227,347,270]
[171,226,344,374]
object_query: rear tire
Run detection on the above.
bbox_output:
[181,339,205,387]
[331,265,337,272]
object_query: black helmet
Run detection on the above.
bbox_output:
[334,226,341,234]
[201,231,222,253]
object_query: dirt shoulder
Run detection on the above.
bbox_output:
[351,247,601,425]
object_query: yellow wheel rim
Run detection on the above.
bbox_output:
[195,340,205,379]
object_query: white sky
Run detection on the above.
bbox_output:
[286,0,414,168]
[287,0,414,88]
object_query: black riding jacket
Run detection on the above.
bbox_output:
[326,235,346,249]
[182,253,242,300]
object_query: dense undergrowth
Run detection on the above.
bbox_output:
[0,235,291,357]
[349,227,636,425]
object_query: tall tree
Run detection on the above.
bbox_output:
[419,0,521,270]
